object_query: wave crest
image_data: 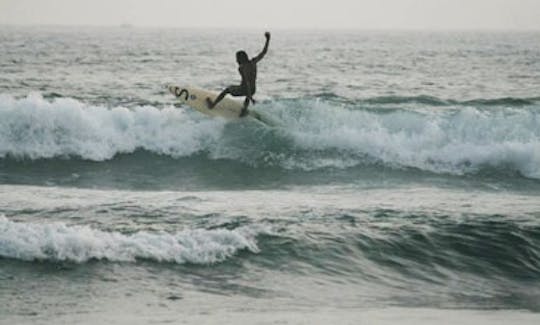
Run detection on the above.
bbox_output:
[0,216,262,264]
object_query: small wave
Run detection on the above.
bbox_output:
[0,216,264,264]
[461,97,540,107]
[257,211,540,284]
[360,95,540,107]
[362,95,449,106]
[358,214,540,281]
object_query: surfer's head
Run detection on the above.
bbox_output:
[236,50,249,64]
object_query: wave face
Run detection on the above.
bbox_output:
[1,93,539,180]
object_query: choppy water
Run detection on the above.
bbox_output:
[1,26,540,324]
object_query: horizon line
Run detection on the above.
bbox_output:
[1,23,540,32]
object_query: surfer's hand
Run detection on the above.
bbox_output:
[265,32,270,40]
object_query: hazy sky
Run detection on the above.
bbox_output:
[1,0,539,30]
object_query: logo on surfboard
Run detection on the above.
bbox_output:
[173,87,189,100]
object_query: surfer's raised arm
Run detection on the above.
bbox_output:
[253,32,271,63]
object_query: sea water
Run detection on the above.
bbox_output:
[1,26,540,324]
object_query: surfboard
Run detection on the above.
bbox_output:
[168,85,278,126]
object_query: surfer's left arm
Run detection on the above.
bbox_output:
[253,32,271,63]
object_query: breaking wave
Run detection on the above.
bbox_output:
[1,93,540,179]
[0,215,264,264]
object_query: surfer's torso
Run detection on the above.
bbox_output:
[238,60,257,95]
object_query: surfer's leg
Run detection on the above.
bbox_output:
[207,87,231,109]
[207,85,245,109]
[240,97,250,117]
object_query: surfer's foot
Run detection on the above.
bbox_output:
[239,107,249,117]
[206,97,214,109]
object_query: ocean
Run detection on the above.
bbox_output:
[1,26,540,324]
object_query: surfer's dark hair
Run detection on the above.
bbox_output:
[236,50,249,64]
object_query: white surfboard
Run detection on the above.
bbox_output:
[168,85,277,126]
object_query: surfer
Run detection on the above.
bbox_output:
[206,31,271,117]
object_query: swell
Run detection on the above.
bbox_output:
[258,211,540,310]
[3,212,539,282]
[1,93,540,180]
[359,95,540,107]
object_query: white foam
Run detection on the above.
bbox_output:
[267,99,540,178]
[0,93,225,160]
[0,215,263,264]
